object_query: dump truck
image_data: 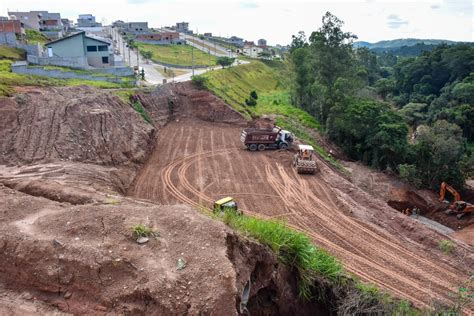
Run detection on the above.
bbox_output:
[240,126,294,151]
[213,197,242,215]
[293,144,317,174]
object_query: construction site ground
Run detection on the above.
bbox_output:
[0,84,473,313]
[129,117,473,311]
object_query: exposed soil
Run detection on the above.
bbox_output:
[346,161,474,232]
[0,83,473,314]
[129,86,473,311]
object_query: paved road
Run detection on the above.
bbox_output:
[180,34,234,57]
[111,27,247,85]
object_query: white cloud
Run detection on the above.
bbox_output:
[1,0,472,45]
[386,14,409,29]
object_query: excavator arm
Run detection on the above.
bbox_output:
[439,182,461,206]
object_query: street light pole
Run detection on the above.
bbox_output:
[191,44,194,77]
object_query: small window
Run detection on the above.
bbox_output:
[98,45,108,51]
[102,56,109,64]
[87,45,97,52]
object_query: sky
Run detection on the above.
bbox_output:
[1,0,472,45]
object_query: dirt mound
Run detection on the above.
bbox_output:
[0,184,330,315]
[135,82,246,126]
[0,86,155,166]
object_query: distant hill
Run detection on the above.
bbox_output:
[354,39,473,56]
[353,38,459,49]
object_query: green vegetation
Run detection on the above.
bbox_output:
[131,224,157,239]
[25,29,49,45]
[0,60,12,72]
[289,12,473,190]
[198,61,286,117]
[222,210,343,298]
[196,61,343,169]
[136,43,217,67]
[216,56,234,68]
[0,55,133,96]
[438,239,455,254]
[132,100,152,124]
[220,210,421,313]
[0,45,25,60]
[0,71,125,89]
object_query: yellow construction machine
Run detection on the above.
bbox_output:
[293,144,317,174]
[213,197,242,216]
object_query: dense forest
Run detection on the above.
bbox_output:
[289,12,473,189]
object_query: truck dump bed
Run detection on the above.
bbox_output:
[240,128,279,145]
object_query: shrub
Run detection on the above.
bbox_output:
[438,239,455,254]
[245,97,257,106]
[192,75,208,89]
[250,90,258,100]
[131,224,156,239]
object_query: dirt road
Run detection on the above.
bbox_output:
[129,119,473,310]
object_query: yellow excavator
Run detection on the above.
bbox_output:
[439,182,473,219]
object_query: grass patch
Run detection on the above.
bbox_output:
[438,239,455,254]
[25,29,49,45]
[0,59,12,72]
[132,100,152,124]
[131,224,157,239]
[137,43,217,67]
[186,37,227,54]
[0,45,25,60]
[0,84,14,96]
[0,71,130,89]
[222,210,344,298]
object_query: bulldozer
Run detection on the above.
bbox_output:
[439,182,473,219]
[293,144,317,174]
[213,197,242,216]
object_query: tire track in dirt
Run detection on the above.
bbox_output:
[265,164,463,308]
[129,122,472,311]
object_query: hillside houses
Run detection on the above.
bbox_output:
[8,10,65,39]
[136,31,184,45]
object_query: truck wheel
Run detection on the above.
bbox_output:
[249,144,258,151]
[279,143,289,150]
[257,144,266,151]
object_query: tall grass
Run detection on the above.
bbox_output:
[0,45,25,60]
[132,100,152,124]
[222,210,343,298]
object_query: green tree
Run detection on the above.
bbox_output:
[327,99,408,169]
[408,120,465,188]
[289,31,307,52]
[307,12,358,125]
[142,50,152,63]
[398,103,429,127]
[217,57,235,68]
